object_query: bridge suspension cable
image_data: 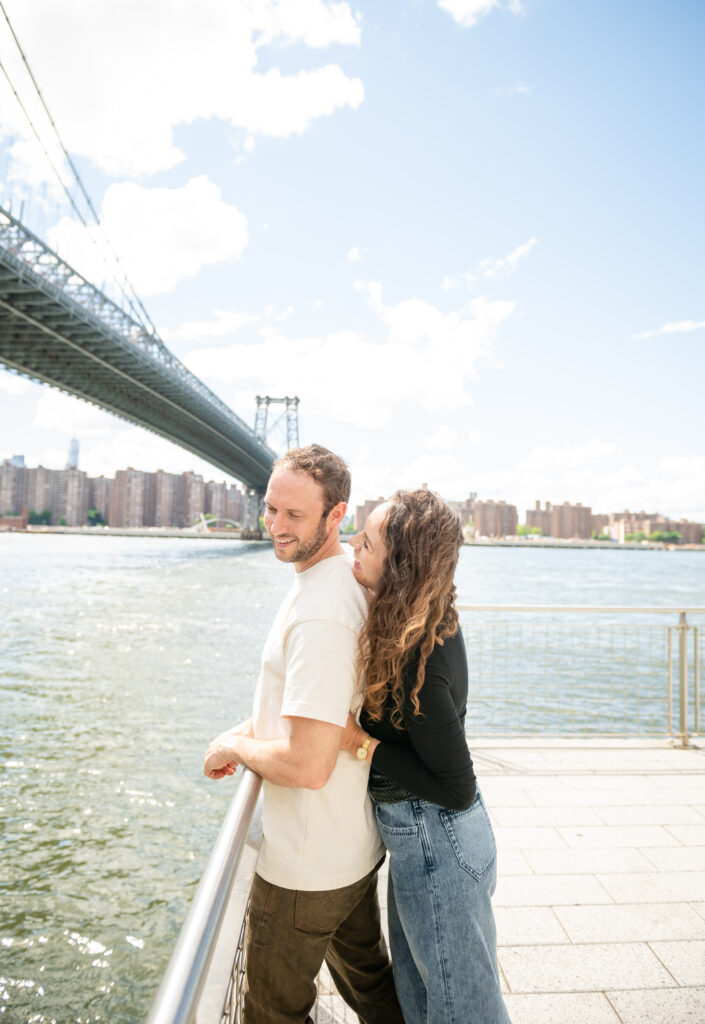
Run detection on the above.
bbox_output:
[0,0,157,335]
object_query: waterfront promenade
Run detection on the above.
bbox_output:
[316,737,705,1024]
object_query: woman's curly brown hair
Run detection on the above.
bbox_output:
[359,488,464,727]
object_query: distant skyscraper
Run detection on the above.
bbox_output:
[10,454,25,467]
[67,438,79,469]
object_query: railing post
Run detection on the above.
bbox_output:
[694,626,700,737]
[667,626,673,735]
[677,612,690,748]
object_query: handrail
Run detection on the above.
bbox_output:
[457,605,705,613]
[146,769,262,1024]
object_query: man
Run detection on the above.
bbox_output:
[204,445,402,1024]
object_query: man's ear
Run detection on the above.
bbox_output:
[327,501,347,529]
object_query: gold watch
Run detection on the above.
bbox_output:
[356,736,372,761]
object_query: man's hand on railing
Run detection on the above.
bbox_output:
[204,717,342,789]
[203,718,253,780]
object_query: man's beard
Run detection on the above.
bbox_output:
[274,515,329,564]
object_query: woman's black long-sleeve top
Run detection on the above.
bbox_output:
[360,629,477,811]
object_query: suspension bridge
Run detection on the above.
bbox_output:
[0,3,294,509]
[0,205,277,491]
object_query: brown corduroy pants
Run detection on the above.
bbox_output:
[243,859,404,1024]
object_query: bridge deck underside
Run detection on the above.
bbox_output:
[0,259,272,489]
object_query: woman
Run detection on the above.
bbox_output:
[342,489,511,1024]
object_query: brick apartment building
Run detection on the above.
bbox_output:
[110,468,148,527]
[64,467,89,526]
[1,460,88,526]
[448,493,477,527]
[354,496,386,531]
[89,476,112,523]
[227,484,245,524]
[605,511,703,544]
[526,500,593,540]
[1,458,246,529]
[474,499,518,538]
[205,480,228,522]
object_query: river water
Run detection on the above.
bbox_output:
[1,534,704,1023]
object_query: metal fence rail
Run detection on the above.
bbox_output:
[146,769,262,1024]
[457,606,704,743]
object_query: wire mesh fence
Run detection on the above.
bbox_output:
[219,906,361,1024]
[458,607,704,737]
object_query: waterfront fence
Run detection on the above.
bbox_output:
[458,606,703,743]
[147,606,705,1024]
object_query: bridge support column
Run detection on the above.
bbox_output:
[243,487,265,536]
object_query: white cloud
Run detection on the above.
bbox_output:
[425,426,458,451]
[335,432,489,508]
[172,310,260,343]
[656,456,705,517]
[632,319,705,340]
[0,1,363,179]
[254,0,361,48]
[0,371,30,396]
[443,238,537,291]
[504,440,705,520]
[394,452,473,495]
[438,0,522,29]
[350,438,705,520]
[347,246,362,262]
[495,81,533,96]
[27,389,238,481]
[78,428,234,483]
[32,390,119,436]
[264,304,296,324]
[226,64,363,139]
[183,281,515,427]
[349,448,493,508]
[522,438,618,474]
[482,238,537,278]
[4,138,66,207]
[48,176,248,297]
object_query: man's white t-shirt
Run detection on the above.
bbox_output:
[252,552,384,891]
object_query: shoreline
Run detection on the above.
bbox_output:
[2,526,704,551]
[2,525,266,541]
[464,538,705,551]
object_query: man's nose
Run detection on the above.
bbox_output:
[270,512,286,534]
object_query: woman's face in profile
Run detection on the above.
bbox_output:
[350,502,389,592]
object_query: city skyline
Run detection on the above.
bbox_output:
[0,2,703,517]
[3,451,702,537]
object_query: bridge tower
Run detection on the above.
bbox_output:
[254,395,300,450]
[244,396,301,531]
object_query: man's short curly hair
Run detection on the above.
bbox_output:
[272,444,351,516]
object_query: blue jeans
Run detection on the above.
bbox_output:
[375,791,511,1024]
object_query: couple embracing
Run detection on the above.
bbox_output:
[204,445,511,1024]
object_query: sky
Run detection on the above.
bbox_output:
[0,0,703,519]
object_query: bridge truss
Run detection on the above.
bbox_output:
[0,206,275,491]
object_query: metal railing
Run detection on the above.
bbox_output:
[457,606,704,745]
[146,769,262,1024]
[146,769,349,1024]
